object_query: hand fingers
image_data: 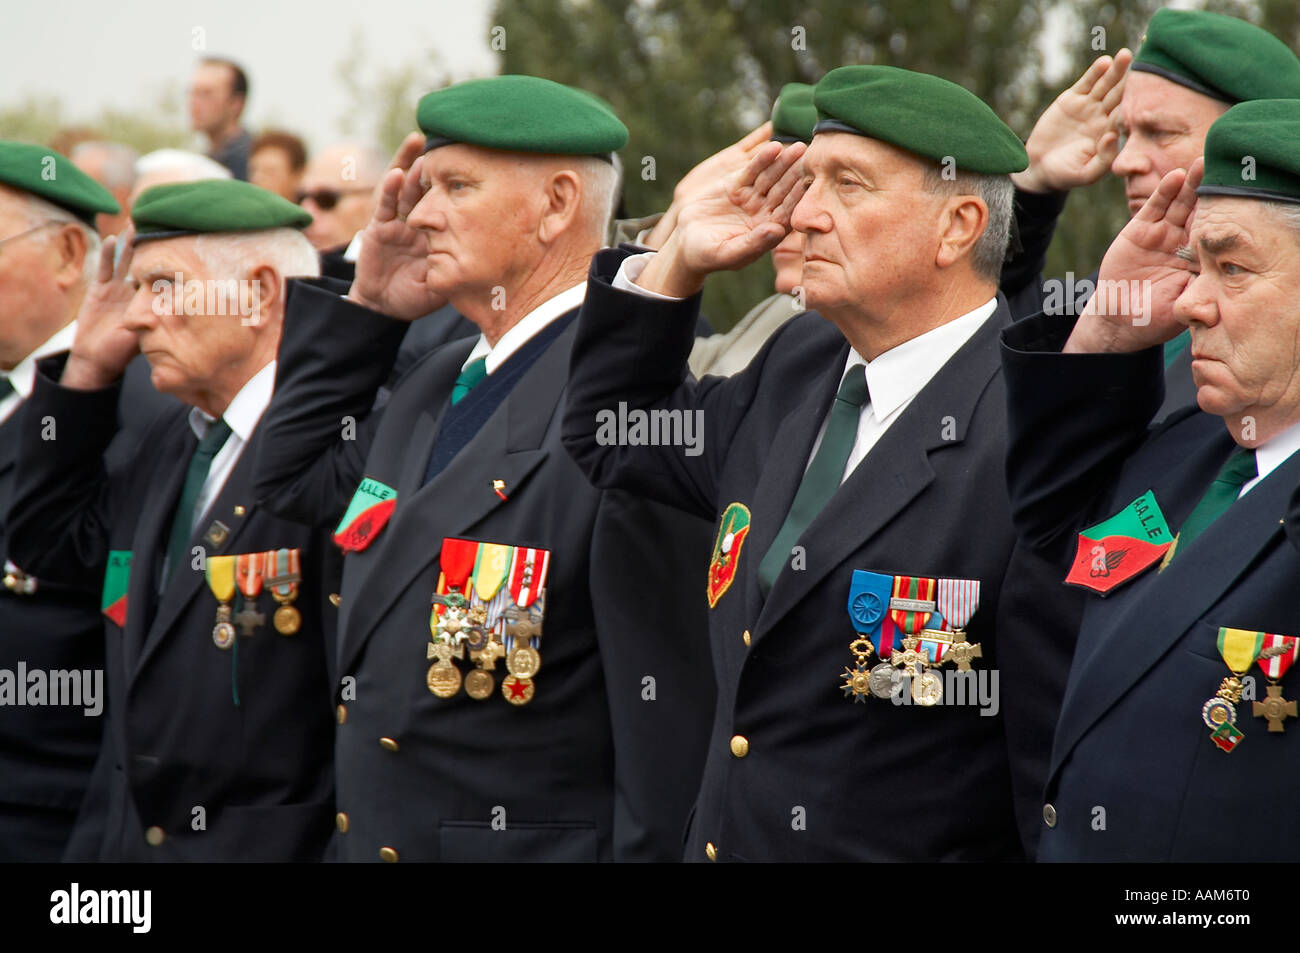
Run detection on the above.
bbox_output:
[1092,47,1132,102]
[396,156,427,220]
[1071,54,1113,97]
[97,235,116,284]
[373,167,406,224]
[717,222,787,266]
[1092,130,1120,172]
[114,225,135,281]
[1134,168,1187,225]
[1164,157,1203,231]
[758,145,807,219]
[389,132,425,174]
[736,122,775,156]
[735,141,785,191]
[773,174,809,227]
[750,141,805,203]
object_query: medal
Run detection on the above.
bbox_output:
[707,503,752,608]
[234,552,265,637]
[889,576,941,704]
[206,555,237,649]
[840,637,875,703]
[466,638,504,700]
[1252,634,1300,732]
[935,577,982,671]
[1204,627,1264,751]
[868,663,902,700]
[426,539,480,698]
[426,641,463,698]
[502,674,535,705]
[264,548,302,635]
[911,669,943,707]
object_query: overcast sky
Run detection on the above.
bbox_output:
[0,0,499,151]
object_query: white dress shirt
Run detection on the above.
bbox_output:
[1241,418,1300,498]
[0,322,78,424]
[613,252,996,484]
[185,360,277,532]
[460,282,587,375]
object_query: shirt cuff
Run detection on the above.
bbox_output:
[612,252,687,302]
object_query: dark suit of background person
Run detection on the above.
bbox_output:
[6,357,339,861]
[0,356,168,860]
[563,247,1081,861]
[251,275,715,862]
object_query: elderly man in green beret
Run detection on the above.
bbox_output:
[563,65,1084,860]
[0,141,173,860]
[1005,8,1300,416]
[253,75,714,862]
[6,179,342,861]
[1002,99,1300,860]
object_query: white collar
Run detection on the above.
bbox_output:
[463,282,587,375]
[1244,418,1300,495]
[187,360,277,443]
[845,298,997,421]
[3,321,78,401]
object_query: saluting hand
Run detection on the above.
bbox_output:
[63,228,142,391]
[636,140,808,298]
[348,133,448,321]
[1065,159,1202,355]
[1013,50,1131,194]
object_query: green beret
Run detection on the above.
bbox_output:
[417,75,628,158]
[1132,9,1300,104]
[131,179,312,244]
[812,66,1028,175]
[0,140,120,224]
[771,83,817,144]
[1198,99,1300,205]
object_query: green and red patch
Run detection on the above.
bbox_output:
[101,550,131,627]
[333,477,398,553]
[707,503,751,608]
[1065,490,1173,595]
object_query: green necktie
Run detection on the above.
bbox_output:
[451,357,488,405]
[165,419,232,584]
[1175,446,1257,554]
[1163,329,1191,369]
[757,365,871,596]
[0,376,14,401]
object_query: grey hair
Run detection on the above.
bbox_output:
[71,141,139,190]
[134,149,232,182]
[15,191,101,285]
[920,166,1015,281]
[191,228,320,311]
[571,155,620,244]
[1265,200,1300,243]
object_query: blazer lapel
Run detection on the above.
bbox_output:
[1049,445,1300,777]
[337,320,573,676]
[132,431,261,682]
[752,304,1005,642]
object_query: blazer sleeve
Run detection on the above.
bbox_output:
[563,247,791,521]
[1000,310,1165,556]
[589,488,715,861]
[5,358,139,588]
[253,278,410,529]
[999,188,1070,318]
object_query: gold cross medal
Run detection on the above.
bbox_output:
[426,538,482,698]
[1204,628,1265,752]
[887,575,941,706]
[463,543,513,701]
[234,552,266,637]
[1252,633,1299,733]
[206,555,237,650]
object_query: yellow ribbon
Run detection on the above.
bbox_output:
[206,555,237,603]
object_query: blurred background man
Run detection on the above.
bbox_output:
[188,57,252,180]
[69,141,138,237]
[297,141,387,265]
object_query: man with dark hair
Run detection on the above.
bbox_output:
[189,58,252,180]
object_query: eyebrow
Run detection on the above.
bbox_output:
[1198,234,1245,256]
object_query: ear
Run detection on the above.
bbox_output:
[52,224,90,291]
[935,195,989,271]
[243,264,281,330]
[537,169,583,244]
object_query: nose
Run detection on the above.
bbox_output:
[123,284,162,332]
[1172,270,1216,329]
[1110,137,1150,179]
[790,184,830,235]
[406,190,445,232]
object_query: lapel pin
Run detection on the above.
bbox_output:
[493,480,508,502]
[234,505,246,517]
[204,521,230,548]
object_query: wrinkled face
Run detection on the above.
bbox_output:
[188,62,241,136]
[249,146,300,201]
[406,144,547,304]
[1111,72,1228,217]
[771,228,804,296]
[123,237,263,403]
[1174,197,1300,428]
[298,148,378,251]
[0,186,79,369]
[790,132,945,318]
